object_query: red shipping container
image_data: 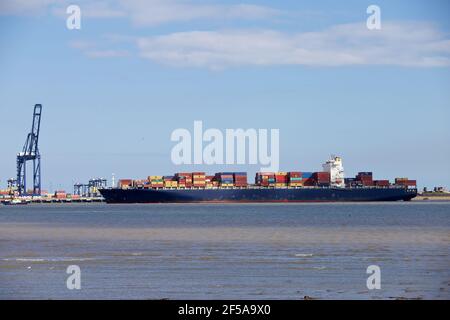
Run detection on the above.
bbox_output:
[397,180,416,187]
[303,179,316,186]
[357,176,373,185]
[288,172,302,178]
[313,172,330,182]
[119,179,133,187]
[374,180,390,186]
[374,180,390,187]
[357,173,373,181]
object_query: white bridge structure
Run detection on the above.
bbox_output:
[322,156,345,188]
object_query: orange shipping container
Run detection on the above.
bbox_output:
[119,179,133,186]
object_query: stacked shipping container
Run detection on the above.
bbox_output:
[234,172,248,187]
[118,170,415,190]
[395,178,417,187]
[192,172,206,187]
[374,180,390,187]
[302,172,315,186]
[255,172,276,187]
[288,172,302,187]
[216,172,234,187]
[205,175,215,188]
[132,179,147,188]
[175,173,192,188]
[313,172,331,186]
[275,172,288,187]
[163,176,178,188]
[356,172,374,187]
[118,179,133,189]
[149,176,164,188]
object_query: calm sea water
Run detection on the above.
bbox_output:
[0,202,449,300]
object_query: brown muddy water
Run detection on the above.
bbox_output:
[0,202,449,299]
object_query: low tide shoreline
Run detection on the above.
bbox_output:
[413,194,450,201]
[2,193,450,205]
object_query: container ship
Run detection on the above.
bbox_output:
[99,156,417,203]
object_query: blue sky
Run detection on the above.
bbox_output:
[0,0,449,192]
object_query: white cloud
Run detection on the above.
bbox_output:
[51,1,125,19]
[1,0,279,24]
[119,0,280,26]
[135,22,450,69]
[81,1,124,18]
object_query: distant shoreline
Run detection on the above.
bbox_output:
[413,195,450,201]
[2,193,450,204]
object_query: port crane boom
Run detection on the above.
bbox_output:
[17,104,42,195]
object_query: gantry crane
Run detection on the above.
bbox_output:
[17,104,42,196]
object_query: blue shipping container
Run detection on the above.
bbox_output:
[302,172,313,178]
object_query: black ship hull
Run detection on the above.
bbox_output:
[100,187,417,203]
